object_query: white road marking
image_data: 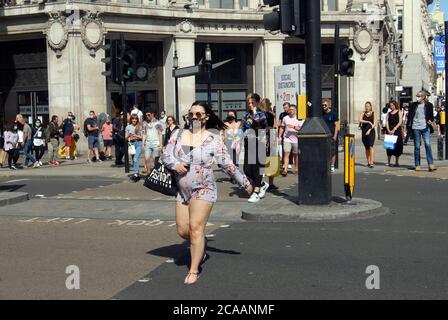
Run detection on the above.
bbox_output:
[35,195,45,198]
[165,259,175,263]
[3,179,30,184]
[206,234,216,238]
[138,278,151,282]
[220,225,230,228]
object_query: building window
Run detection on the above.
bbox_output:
[397,10,403,31]
[209,0,234,9]
[328,0,337,11]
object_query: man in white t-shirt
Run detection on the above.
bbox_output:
[142,108,163,175]
[130,104,143,123]
[278,104,301,176]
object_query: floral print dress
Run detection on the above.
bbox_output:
[162,129,250,203]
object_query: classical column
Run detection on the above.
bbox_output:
[163,37,176,118]
[322,0,329,11]
[253,38,264,96]
[234,0,240,10]
[263,37,284,103]
[174,35,196,122]
[46,11,107,154]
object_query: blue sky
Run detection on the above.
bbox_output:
[429,1,448,18]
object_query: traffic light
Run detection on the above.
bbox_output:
[262,0,305,37]
[101,40,120,84]
[121,48,136,82]
[339,44,355,77]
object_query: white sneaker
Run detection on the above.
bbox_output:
[288,164,292,169]
[39,161,43,166]
[248,193,261,203]
[259,182,269,198]
[331,165,335,173]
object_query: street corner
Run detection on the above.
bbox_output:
[241,196,390,222]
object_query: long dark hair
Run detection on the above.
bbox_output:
[191,101,227,131]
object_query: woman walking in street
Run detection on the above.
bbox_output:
[33,119,46,167]
[386,100,404,167]
[3,123,19,170]
[126,114,143,182]
[163,116,179,148]
[163,102,253,285]
[359,101,377,168]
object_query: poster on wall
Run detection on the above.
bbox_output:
[435,35,445,74]
[274,64,307,120]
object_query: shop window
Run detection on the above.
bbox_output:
[195,43,251,85]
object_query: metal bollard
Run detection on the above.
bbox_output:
[438,135,444,161]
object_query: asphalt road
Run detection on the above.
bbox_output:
[0,171,447,299]
[115,172,448,300]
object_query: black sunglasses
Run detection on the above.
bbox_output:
[188,112,206,119]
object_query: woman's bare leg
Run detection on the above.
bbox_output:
[185,199,213,284]
[176,201,190,240]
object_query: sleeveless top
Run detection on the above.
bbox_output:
[387,111,402,135]
[361,112,375,135]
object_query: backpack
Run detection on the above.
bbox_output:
[83,119,89,138]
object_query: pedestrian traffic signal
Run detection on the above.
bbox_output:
[121,49,136,82]
[339,44,355,77]
[262,0,305,37]
[101,40,120,84]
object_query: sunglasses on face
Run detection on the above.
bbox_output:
[188,112,206,119]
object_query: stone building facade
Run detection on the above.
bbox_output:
[0,0,431,151]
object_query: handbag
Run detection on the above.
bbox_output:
[144,161,178,196]
[265,155,281,177]
[128,143,136,156]
[384,134,398,150]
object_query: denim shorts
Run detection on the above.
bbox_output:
[88,135,100,149]
[144,144,161,159]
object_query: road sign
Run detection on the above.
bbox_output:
[173,65,202,78]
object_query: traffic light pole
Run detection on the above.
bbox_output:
[120,33,130,174]
[297,0,332,205]
[334,23,340,169]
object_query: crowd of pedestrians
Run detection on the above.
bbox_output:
[1,91,443,178]
[359,90,440,172]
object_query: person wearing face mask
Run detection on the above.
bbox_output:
[33,119,45,167]
[4,122,19,170]
[223,111,242,167]
[408,91,436,172]
[163,101,253,285]
[84,110,101,163]
[61,112,75,161]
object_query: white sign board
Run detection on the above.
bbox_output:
[275,64,306,119]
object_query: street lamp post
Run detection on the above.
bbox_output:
[205,44,212,107]
[173,50,180,123]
